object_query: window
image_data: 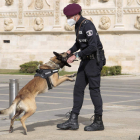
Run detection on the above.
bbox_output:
[3,40,10,43]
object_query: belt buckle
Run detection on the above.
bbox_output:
[92,54,94,59]
[90,54,94,59]
[88,54,91,59]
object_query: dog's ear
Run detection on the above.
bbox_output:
[53,51,60,57]
[65,63,71,67]
[53,51,63,61]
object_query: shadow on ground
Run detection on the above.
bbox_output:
[0,114,91,134]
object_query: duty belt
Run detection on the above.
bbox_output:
[81,49,106,66]
[81,54,95,60]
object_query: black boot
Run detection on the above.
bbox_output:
[57,111,79,130]
[84,115,104,131]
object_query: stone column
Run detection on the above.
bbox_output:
[114,0,124,29]
[16,0,25,30]
[53,0,61,30]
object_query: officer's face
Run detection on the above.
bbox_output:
[67,15,77,21]
[67,16,72,19]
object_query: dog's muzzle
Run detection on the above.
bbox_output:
[61,53,74,67]
[67,53,73,59]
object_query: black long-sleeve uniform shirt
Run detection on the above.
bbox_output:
[69,16,103,58]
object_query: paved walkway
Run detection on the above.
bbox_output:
[0,75,140,140]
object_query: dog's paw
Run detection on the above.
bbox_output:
[71,79,75,82]
[24,130,27,135]
[67,73,77,78]
[67,78,75,82]
[9,127,13,133]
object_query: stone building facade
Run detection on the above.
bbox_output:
[0,0,140,74]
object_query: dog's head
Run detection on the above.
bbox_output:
[53,51,73,68]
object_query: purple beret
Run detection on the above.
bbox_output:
[63,4,82,17]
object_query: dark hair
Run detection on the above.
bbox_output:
[78,10,82,15]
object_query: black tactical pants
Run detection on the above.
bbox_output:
[72,59,103,115]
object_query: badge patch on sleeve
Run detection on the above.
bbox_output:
[86,30,93,36]
[79,31,82,34]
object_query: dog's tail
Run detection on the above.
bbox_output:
[0,96,21,115]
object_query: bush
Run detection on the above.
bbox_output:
[20,61,43,73]
[101,66,121,76]
[115,66,121,75]
[109,66,116,75]
[101,66,110,76]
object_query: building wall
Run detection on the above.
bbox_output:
[0,0,140,74]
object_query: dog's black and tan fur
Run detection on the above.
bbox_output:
[0,52,76,135]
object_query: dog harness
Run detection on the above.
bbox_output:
[34,69,58,90]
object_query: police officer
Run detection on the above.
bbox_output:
[57,3,105,131]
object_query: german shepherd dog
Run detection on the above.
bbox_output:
[0,52,76,135]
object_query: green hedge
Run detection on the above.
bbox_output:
[101,66,121,76]
[20,61,43,73]
[20,61,121,76]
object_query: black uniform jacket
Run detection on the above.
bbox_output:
[69,16,103,58]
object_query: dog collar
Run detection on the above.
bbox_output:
[49,60,60,69]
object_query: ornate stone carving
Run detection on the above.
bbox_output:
[18,0,23,25]
[116,0,123,23]
[28,0,34,7]
[136,0,140,5]
[61,9,115,16]
[53,0,61,29]
[55,0,60,25]
[45,0,51,7]
[16,0,25,30]
[134,16,140,30]
[35,0,43,10]
[64,24,74,31]
[103,0,109,2]
[70,0,79,3]
[88,17,93,22]
[127,0,134,6]
[0,12,17,18]
[33,17,44,31]
[4,18,14,31]
[83,9,115,15]
[24,11,54,17]
[114,0,124,29]
[124,8,140,14]
[85,0,91,6]
[5,0,13,5]
[99,16,111,30]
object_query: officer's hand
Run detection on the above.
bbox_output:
[67,55,76,63]
[67,50,71,54]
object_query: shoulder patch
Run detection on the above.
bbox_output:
[86,30,93,36]
[79,31,82,34]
